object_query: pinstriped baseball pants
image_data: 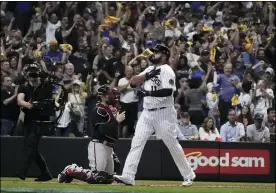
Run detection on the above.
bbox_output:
[121,106,195,180]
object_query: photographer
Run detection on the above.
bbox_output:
[16,64,53,181]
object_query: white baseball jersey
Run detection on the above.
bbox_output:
[119,64,195,184]
[140,65,176,109]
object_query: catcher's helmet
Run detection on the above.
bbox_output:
[97,85,119,105]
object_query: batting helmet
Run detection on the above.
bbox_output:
[149,44,170,64]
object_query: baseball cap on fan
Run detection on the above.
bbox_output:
[254,113,264,120]
[72,79,82,86]
[265,67,274,76]
[26,63,40,72]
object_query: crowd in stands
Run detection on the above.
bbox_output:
[1,2,275,142]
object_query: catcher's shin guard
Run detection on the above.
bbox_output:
[66,164,90,182]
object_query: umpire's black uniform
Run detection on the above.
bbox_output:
[16,82,53,181]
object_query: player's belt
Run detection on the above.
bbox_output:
[91,139,114,148]
[146,107,166,111]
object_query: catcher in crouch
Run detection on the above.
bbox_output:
[57,85,125,184]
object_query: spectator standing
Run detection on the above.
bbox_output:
[215,63,241,124]
[206,82,219,118]
[1,76,19,135]
[67,80,87,136]
[63,63,80,91]
[199,117,220,141]
[175,74,189,111]
[98,44,116,85]
[239,81,253,107]
[264,67,275,92]
[247,113,270,142]
[45,8,61,44]
[220,109,245,142]
[185,63,212,127]
[252,79,274,116]
[118,66,139,138]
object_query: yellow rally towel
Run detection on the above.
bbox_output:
[104,16,120,24]
[140,49,153,58]
[35,7,42,14]
[210,48,216,63]
[231,94,240,106]
[212,93,217,102]
[187,41,193,46]
[267,34,274,41]
[34,50,41,57]
[202,26,214,32]
[81,82,87,92]
[162,19,174,29]
[239,25,248,32]
[244,43,252,50]
[60,44,73,53]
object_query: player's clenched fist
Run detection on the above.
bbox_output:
[116,111,126,123]
[145,67,161,80]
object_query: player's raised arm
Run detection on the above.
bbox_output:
[130,67,161,86]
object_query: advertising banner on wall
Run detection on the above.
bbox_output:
[1,137,275,182]
[161,141,275,182]
[184,148,270,175]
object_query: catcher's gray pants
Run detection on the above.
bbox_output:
[88,141,114,175]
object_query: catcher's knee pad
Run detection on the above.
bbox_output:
[86,171,113,184]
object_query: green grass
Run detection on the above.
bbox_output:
[1,178,275,193]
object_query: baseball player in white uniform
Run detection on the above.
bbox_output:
[114,44,195,187]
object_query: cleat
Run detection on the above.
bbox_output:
[34,173,52,182]
[182,174,196,187]
[57,165,74,183]
[113,175,135,186]
[15,171,25,181]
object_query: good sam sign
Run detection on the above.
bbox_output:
[184,148,270,175]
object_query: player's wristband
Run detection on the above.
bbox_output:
[145,91,151,96]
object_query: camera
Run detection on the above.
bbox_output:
[32,99,57,117]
